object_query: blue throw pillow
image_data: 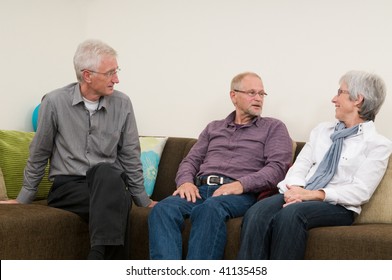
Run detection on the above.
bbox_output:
[32,104,40,132]
[139,136,168,196]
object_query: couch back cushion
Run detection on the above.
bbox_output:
[354,155,392,224]
[152,137,197,201]
[0,130,52,200]
[153,138,299,201]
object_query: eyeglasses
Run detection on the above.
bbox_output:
[82,67,121,78]
[233,89,267,98]
[337,89,350,96]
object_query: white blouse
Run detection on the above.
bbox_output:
[278,121,392,214]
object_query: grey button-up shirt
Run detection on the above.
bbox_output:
[17,83,150,206]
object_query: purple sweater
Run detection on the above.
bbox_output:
[176,111,293,193]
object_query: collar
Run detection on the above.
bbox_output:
[334,120,375,137]
[225,111,261,128]
[72,83,107,111]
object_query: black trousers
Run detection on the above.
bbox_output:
[47,162,132,259]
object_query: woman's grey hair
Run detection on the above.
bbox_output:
[340,70,386,121]
[73,39,117,82]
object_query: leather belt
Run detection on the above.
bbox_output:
[195,175,235,186]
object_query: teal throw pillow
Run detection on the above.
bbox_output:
[139,136,168,196]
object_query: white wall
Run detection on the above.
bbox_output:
[1,0,391,142]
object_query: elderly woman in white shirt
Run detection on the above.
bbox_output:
[238,70,392,260]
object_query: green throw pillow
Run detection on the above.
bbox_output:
[0,167,8,200]
[139,136,168,196]
[0,130,51,200]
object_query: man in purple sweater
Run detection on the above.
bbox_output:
[148,72,293,259]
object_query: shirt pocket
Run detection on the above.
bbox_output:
[99,130,121,157]
[337,153,366,181]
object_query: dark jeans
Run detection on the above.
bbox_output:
[47,162,132,259]
[148,184,257,259]
[237,194,354,259]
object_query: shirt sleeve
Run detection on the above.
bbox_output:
[239,120,293,193]
[175,127,209,187]
[116,100,151,207]
[17,96,56,203]
[277,124,325,193]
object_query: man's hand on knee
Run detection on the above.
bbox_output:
[173,182,201,203]
[212,181,244,197]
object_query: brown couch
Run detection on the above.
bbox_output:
[0,137,391,259]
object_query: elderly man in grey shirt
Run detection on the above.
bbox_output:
[148,71,293,259]
[1,39,155,259]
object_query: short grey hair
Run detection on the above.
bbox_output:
[339,70,386,121]
[230,72,262,91]
[73,39,117,82]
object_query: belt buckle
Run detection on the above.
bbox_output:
[206,175,223,185]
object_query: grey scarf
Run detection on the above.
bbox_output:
[305,122,359,190]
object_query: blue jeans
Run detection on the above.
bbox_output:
[148,184,257,259]
[237,194,354,259]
